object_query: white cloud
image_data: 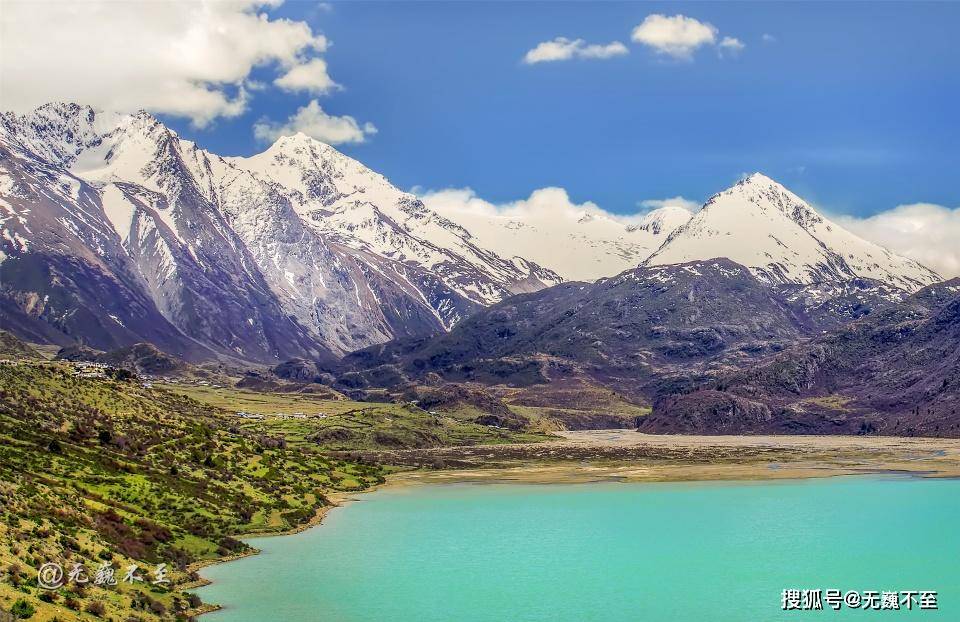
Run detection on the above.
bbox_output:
[762,33,777,44]
[631,14,745,60]
[274,58,340,94]
[718,36,746,56]
[638,196,701,213]
[833,203,960,278]
[420,187,588,218]
[0,0,334,126]
[253,99,377,145]
[420,186,680,227]
[523,37,628,64]
[631,14,717,59]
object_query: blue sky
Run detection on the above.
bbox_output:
[154,1,960,218]
[3,1,955,219]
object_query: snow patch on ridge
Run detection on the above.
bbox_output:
[100,184,136,243]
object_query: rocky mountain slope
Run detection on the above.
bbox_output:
[0,103,560,361]
[338,257,954,434]
[642,280,960,436]
[226,134,562,304]
[342,259,839,391]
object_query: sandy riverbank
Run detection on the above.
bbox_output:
[374,430,960,486]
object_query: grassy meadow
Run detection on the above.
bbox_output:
[0,361,545,621]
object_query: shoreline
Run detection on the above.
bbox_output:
[186,487,387,618]
[188,430,960,618]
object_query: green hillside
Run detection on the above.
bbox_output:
[0,361,544,620]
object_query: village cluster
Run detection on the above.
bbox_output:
[0,359,125,381]
[145,376,224,388]
[233,411,327,421]
[0,359,226,389]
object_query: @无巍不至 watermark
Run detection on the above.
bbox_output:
[37,561,169,590]
[782,589,938,612]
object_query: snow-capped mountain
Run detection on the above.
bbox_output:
[226,135,560,303]
[645,173,941,292]
[0,104,944,364]
[0,103,559,361]
[429,197,691,282]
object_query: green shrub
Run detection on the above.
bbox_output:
[10,598,36,619]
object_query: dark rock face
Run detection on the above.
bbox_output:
[640,391,772,434]
[272,358,317,382]
[651,287,960,436]
[774,278,910,329]
[1,253,209,361]
[345,259,835,392]
[55,342,196,376]
[401,383,516,419]
[96,343,191,376]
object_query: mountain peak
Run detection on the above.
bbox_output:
[739,171,777,186]
[715,172,795,205]
[1,102,174,170]
[702,171,822,229]
[646,175,940,291]
[267,132,335,155]
[17,102,162,130]
[634,205,693,235]
[275,131,314,145]
[725,172,793,201]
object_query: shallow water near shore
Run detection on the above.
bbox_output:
[197,476,960,621]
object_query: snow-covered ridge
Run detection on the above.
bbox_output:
[645,173,941,292]
[1,105,559,302]
[226,133,561,302]
[425,193,692,282]
[0,103,563,359]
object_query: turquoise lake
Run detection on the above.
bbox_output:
[196,476,960,621]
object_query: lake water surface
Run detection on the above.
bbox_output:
[197,476,960,621]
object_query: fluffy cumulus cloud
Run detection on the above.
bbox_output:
[718,36,746,55]
[419,187,597,220]
[833,203,960,278]
[523,37,628,64]
[0,0,337,126]
[420,186,697,226]
[638,196,701,213]
[253,99,377,145]
[631,14,744,60]
[273,58,340,95]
